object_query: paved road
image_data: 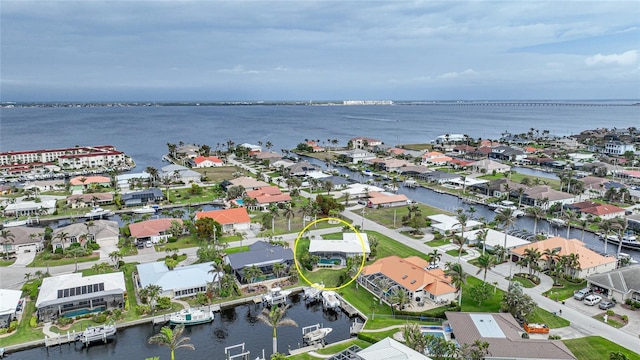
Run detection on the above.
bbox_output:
[341,209,640,354]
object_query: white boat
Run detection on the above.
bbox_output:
[84,207,114,219]
[2,218,28,228]
[303,327,333,344]
[262,287,292,306]
[303,283,325,301]
[132,205,157,214]
[169,308,214,326]
[321,290,340,309]
[76,322,117,344]
[549,218,566,227]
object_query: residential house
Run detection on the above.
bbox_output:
[521,185,575,209]
[367,191,410,208]
[222,176,270,191]
[189,156,224,168]
[224,241,293,282]
[116,172,151,189]
[309,233,370,266]
[565,201,626,220]
[445,312,577,360]
[580,176,611,195]
[0,289,22,328]
[66,193,114,208]
[464,228,531,250]
[470,159,511,174]
[195,208,251,232]
[136,261,221,299]
[603,141,635,155]
[421,151,452,166]
[69,176,111,191]
[356,337,433,360]
[378,158,414,172]
[23,179,66,193]
[288,160,323,176]
[254,151,284,163]
[174,144,200,159]
[434,133,465,145]
[270,159,296,170]
[422,171,461,184]
[52,220,119,250]
[160,164,202,184]
[452,144,476,156]
[129,218,182,244]
[427,214,484,234]
[509,237,617,278]
[358,255,457,304]
[246,186,292,210]
[305,141,325,153]
[467,146,493,160]
[342,149,377,164]
[0,226,45,255]
[586,267,640,303]
[121,188,165,207]
[2,199,56,217]
[36,272,126,322]
[398,165,431,180]
[350,137,382,150]
[239,143,262,153]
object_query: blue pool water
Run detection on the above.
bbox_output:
[235,199,244,205]
[63,306,106,318]
[319,258,341,265]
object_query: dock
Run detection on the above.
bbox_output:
[44,331,79,347]
[335,293,360,317]
[350,319,364,334]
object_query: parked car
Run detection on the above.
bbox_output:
[573,288,592,300]
[145,240,153,248]
[599,299,616,310]
[583,294,602,306]
[137,242,145,249]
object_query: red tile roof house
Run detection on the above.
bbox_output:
[129,218,183,244]
[69,176,111,191]
[305,141,325,152]
[195,208,251,233]
[421,151,453,166]
[566,201,626,220]
[66,193,114,208]
[367,191,411,208]
[246,186,292,210]
[189,156,224,168]
[358,256,457,306]
[349,137,382,150]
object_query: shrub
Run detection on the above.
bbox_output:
[54,248,64,254]
[8,320,18,332]
[92,313,108,324]
[606,309,614,316]
[357,332,381,343]
[30,315,38,328]
[57,317,72,326]
[167,237,178,243]
[521,332,529,339]
[87,241,101,250]
[621,315,629,322]
[548,334,561,340]
[0,328,7,335]
[156,296,172,310]
[136,304,151,315]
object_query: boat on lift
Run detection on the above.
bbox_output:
[262,287,292,306]
[321,290,340,309]
[169,308,214,326]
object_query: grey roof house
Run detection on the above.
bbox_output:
[587,267,640,303]
[225,241,293,283]
[160,164,202,183]
[137,261,222,299]
[121,188,165,207]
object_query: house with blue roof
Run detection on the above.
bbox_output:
[136,261,222,299]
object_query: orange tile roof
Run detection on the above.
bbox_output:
[510,237,616,269]
[193,156,222,164]
[246,186,292,204]
[129,218,182,238]
[69,176,111,186]
[195,208,251,225]
[361,256,456,295]
[368,191,409,205]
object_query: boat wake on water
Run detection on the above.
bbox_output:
[343,115,399,122]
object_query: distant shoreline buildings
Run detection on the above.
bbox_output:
[342,100,393,105]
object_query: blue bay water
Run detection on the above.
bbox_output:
[1,103,638,170]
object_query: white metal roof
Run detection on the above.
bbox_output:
[465,228,531,249]
[137,261,221,294]
[309,233,370,254]
[357,337,433,359]
[0,289,22,316]
[36,272,125,308]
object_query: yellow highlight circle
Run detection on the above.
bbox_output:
[293,217,366,291]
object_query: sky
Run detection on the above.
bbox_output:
[1,1,639,101]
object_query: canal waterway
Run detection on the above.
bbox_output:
[13,294,355,360]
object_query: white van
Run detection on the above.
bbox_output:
[583,294,602,306]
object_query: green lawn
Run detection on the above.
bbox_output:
[0,258,17,266]
[528,307,570,328]
[460,276,504,313]
[225,245,249,254]
[593,314,627,329]
[445,249,466,258]
[543,278,587,301]
[191,166,250,183]
[564,336,640,360]
[29,253,100,268]
[0,299,43,348]
[511,275,536,288]
[315,339,372,355]
[425,238,450,247]
[478,172,561,190]
[365,204,444,229]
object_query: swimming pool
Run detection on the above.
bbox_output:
[318,258,342,265]
[63,306,106,318]
[235,199,244,205]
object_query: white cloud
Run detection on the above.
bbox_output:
[216,65,261,74]
[437,68,476,79]
[585,50,638,67]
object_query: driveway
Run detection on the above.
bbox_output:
[98,237,120,259]
[10,251,36,267]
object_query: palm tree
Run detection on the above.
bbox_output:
[476,228,489,256]
[148,324,195,360]
[542,248,560,272]
[66,246,86,272]
[599,218,614,254]
[475,254,497,282]
[208,261,225,295]
[451,234,466,264]
[374,277,393,305]
[525,206,545,235]
[54,231,70,250]
[145,166,159,187]
[282,205,295,232]
[562,209,578,238]
[494,208,516,261]
[445,262,466,305]
[268,205,280,233]
[614,217,629,258]
[0,229,15,260]
[272,262,286,279]
[256,305,298,355]
[579,218,589,242]
[142,284,163,310]
[243,265,263,286]
[427,249,441,267]
[109,250,122,270]
[455,209,469,263]
[390,288,410,310]
[522,248,542,276]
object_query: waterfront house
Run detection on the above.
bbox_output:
[309,233,370,266]
[23,179,66,193]
[189,155,224,168]
[350,137,382,150]
[254,151,284,163]
[422,170,461,184]
[358,255,457,305]
[121,188,165,207]
[222,176,270,191]
[489,145,526,162]
[464,228,531,250]
[115,171,151,189]
[421,151,452,166]
[129,218,182,244]
[565,201,626,220]
[174,144,200,160]
[603,140,635,155]
[136,261,221,299]
[2,199,56,217]
[428,214,484,234]
[245,186,291,210]
[289,160,323,176]
[341,184,384,198]
[586,267,640,303]
[52,220,119,250]
[356,337,433,360]
[225,241,293,283]
[470,159,511,174]
[66,193,114,208]
[304,141,325,152]
[195,208,251,232]
[445,312,577,360]
[36,272,125,322]
[521,185,575,209]
[160,164,202,183]
[239,143,262,153]
[0,289,22,328]
[398,165,431,180]
[69,176,111,191]
[366,191,410,208]
[0,226,45,255]
[341,149,377,164]
[509,237,617,278]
